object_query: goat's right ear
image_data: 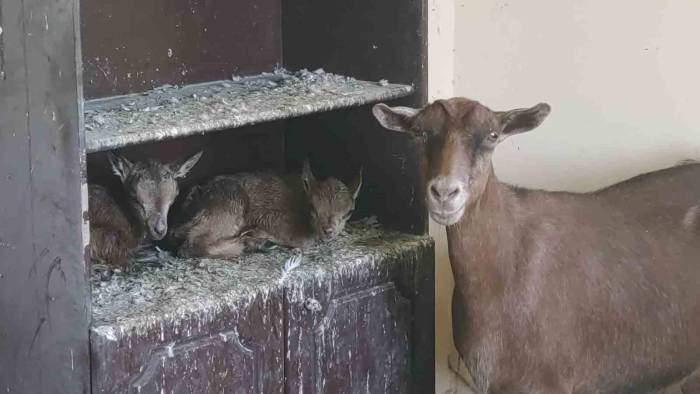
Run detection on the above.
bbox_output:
[108,153,133,183]
[497,103,551,137]
[348,167,363,200]
[172,151,203,179]
[301,160,316,194]
[372,103,418,133]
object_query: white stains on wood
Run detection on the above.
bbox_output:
[91,221,430,340]
[683,205,699,231]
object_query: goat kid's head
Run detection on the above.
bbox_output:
[372,98,550,226]
[108,151,203,240]
[301,160,362,240]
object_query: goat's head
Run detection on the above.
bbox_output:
[302,160,362,240]
[108,151,203,240]
[372,98,550,225]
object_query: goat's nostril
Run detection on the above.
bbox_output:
[448,188,460,198]
[430,185,441,199]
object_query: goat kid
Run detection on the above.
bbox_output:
[88,151,202,268]
[172,161,362,259]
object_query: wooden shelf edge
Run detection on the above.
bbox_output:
[84,70,414,153]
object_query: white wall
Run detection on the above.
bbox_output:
[454,0,700,192]
[433,1,700,392]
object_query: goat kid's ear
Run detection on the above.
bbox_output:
[372,103,418,133]
[172,151,203,179]
[108,153,133,183]
[348,167,363,200]
[497,103,551,137]
[301,160,316,194]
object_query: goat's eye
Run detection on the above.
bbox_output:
[488,132,499,141]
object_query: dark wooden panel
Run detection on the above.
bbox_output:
[317,283,411,393]
[285,242,434,394]
[0,0,90,391]
[283,0,427,104]
[81,0,282,99]
[283,0,429,235]
[91,292,284,393]
[0,1,5,81]
[411,240,436,393]
[286,106,428,235]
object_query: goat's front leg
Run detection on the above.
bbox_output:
[680,368,700,394]
[237,228,279,252]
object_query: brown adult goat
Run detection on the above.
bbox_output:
[373,98,700,394]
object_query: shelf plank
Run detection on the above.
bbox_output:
[84,70,413,153]
[90,222,432,338]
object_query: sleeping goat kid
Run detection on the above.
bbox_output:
[173,161,362,259]
[88,151,202,269]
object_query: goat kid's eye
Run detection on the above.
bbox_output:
[488,132,499,141]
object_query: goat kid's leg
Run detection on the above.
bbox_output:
[178,233,215,258]
[238,228,279,252]
[178,234,246,259]
[681,369,700,394]
[203,237,246,259]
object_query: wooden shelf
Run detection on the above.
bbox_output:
[90,222,432,339]
[84,69,413,153]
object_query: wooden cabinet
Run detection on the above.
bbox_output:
[0,0,432,392]
[89,227,432,393]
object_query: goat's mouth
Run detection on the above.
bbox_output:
[148,227,167,241]
[428,205,465,226]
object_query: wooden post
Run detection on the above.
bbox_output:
[0,0,90,391]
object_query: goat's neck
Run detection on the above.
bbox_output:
[446,171,518,303]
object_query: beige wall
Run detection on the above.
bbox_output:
[433,1,700,392]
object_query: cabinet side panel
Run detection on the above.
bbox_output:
[0,0,90,391]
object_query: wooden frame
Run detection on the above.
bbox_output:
[0,0,432,391]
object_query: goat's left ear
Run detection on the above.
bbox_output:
[348,167,363,200]
[172,151,203,179]
[372,103,418,133]
[301,159,316,194]
[497,103,551,136]
[108,153,133,183]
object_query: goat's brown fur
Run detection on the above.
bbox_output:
[87,152,202,267]
[88,185,138,267]
[374,98,700,393]
[172,163,361,259]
